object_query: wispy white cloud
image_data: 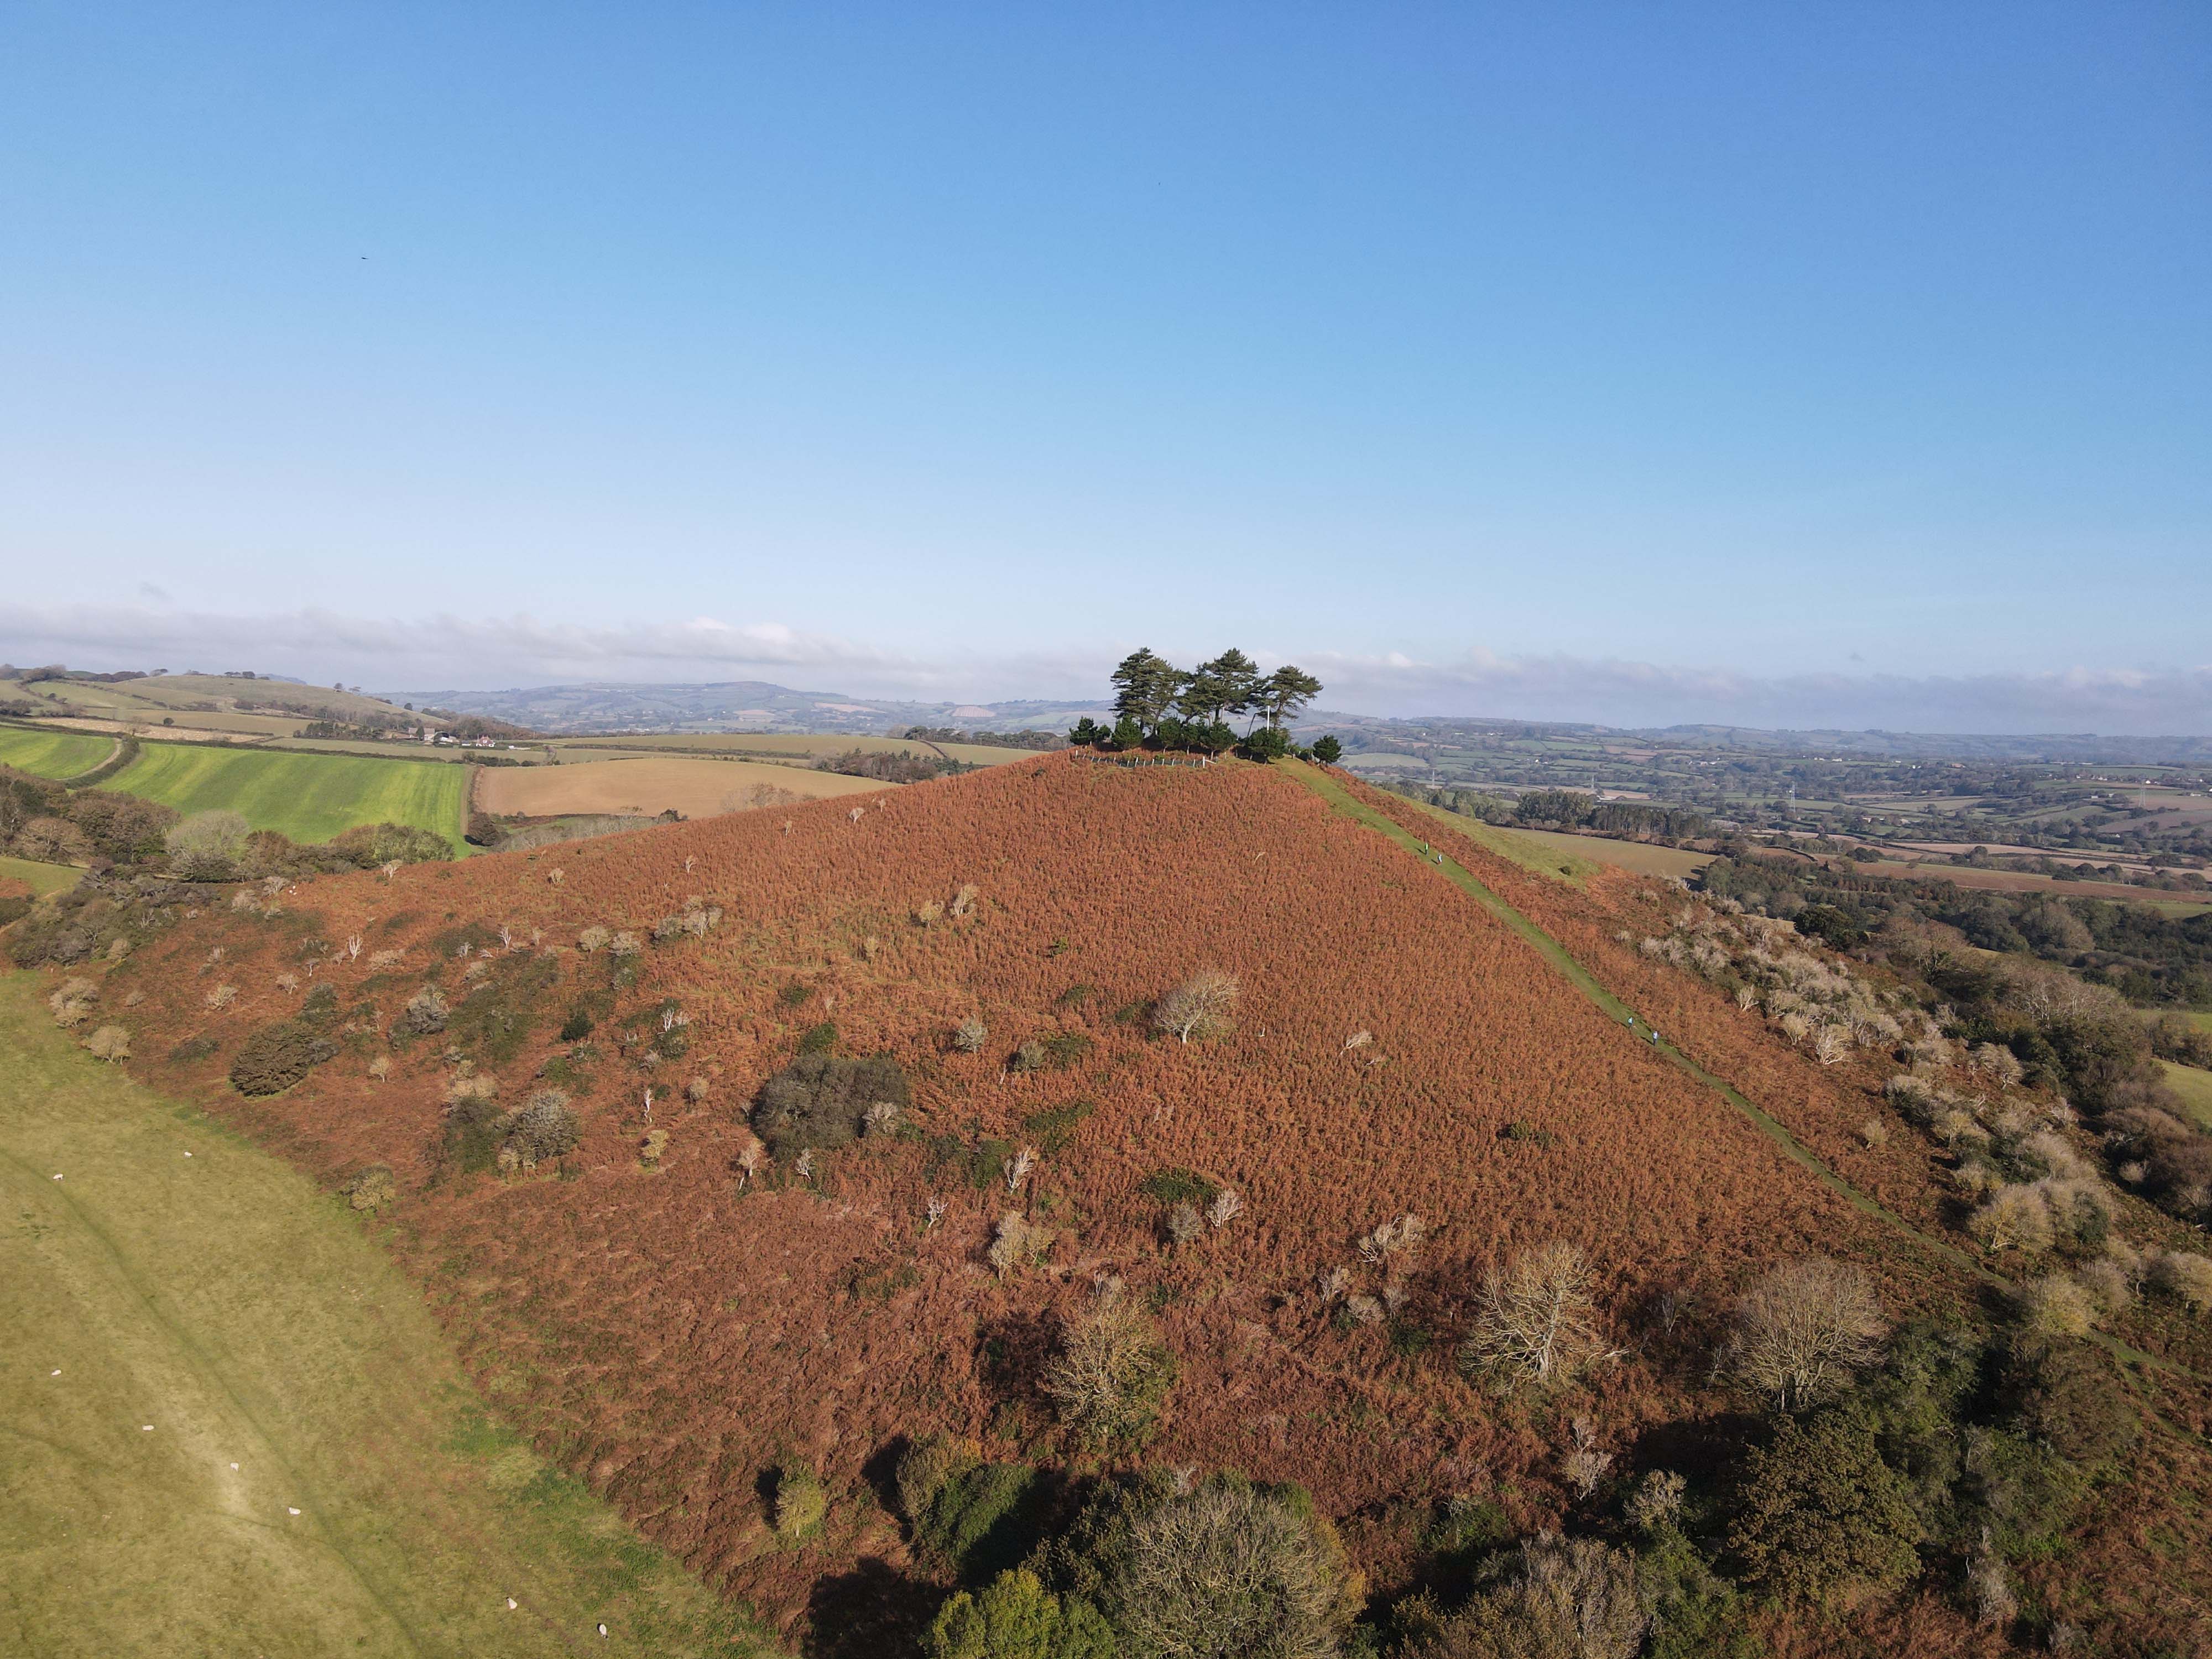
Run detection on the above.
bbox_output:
[1,602,2206,735]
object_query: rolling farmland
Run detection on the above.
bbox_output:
[0,726,115,779]
[109,744,470,848]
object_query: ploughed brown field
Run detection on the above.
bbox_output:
[75,755,2204,1650]
[476,755,885,820]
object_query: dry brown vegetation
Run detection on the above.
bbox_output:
[53,752,2203,1648]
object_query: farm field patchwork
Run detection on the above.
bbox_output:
[1859,859,2212,910]
[0,726,115,779]
[109,743,470,848]
[476,755,888,820]
[0,972,766,1658]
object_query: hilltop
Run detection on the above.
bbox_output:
[39,755,2212,1653]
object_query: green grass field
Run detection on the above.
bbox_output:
[1398,794,1602,886]
[0,855,83,897]
[0,971,770,1657]
[109,743,470,849]
[0,726,115,779]
[2161,1060,2212,1131]
[1502,824,1712,880]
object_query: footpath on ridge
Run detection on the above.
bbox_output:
[1279,759,2185,1381]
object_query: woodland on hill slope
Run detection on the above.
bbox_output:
[17,754,2212,1656]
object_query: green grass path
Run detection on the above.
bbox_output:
[0,971,771,1658]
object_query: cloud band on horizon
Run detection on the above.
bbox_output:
[2,602,2205,738]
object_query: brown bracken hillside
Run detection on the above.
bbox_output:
[79,755,2211,1652]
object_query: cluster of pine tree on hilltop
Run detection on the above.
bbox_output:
[1068,647,1343,763]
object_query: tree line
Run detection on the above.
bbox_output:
[1070,648,1340,763]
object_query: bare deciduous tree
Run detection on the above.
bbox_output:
[1044,1282,1175,1449]
[1561,1417,1613,1498]
[952,1016,988,1055]
[1458,1242,1606,1393]
[1154,967,1240,1045]
[1718,1256,1884,1411]
[1105,1481,1355,1659]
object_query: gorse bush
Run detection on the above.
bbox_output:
[926,1569,1114,1659]
[752,1052,910,1158]
[392,984,449,1037]
[228,1020,339,1096]
[1725,1409,1922,1603]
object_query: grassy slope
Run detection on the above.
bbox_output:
[0,971,771,1658]
[1494,823,1711,880]
[2163,1060,2212,1130]
[109,744,469,849]
[0,727,114,779]
[0,855,83,897]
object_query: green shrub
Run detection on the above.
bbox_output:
[927,1569,1115,1659]
[1139,1167,1219,1208]
[558,1006,594,1042]
[797,1020,839,1055]
[752,1052,909,1158]
[1725,1409,1923,1603]
[504,1089,581,1167]
[772,1459,826,1541]
[447,953,556,1063]
[896,1434,981,1526]
[1022,1100,1095,1154]
[327,822,451,869]
[439,1091,510,1175]
[228,1020,340,1096]
[392,985,450,1039]
[919,1462,1053,1582]
[168,1032,220,1062]
[1998,1339,2138,1474]
[1961,1425,2087,1558]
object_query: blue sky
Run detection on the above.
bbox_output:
[3,3,2206,729]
